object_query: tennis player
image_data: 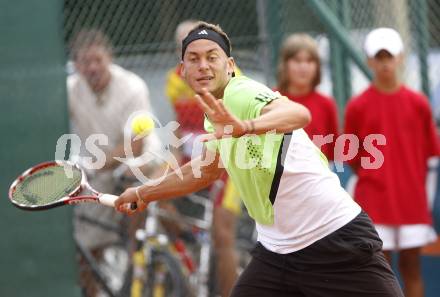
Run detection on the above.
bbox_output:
[115,22,404,297]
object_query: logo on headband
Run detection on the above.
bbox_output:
[182,28,231,58]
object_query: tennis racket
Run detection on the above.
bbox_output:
[8,160,135,211]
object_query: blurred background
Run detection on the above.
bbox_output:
[1,0,440,296]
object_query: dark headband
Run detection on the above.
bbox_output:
[181,28,231,59]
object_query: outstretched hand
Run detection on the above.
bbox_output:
[195,88,247,140]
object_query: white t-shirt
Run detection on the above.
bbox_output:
[68,64,154,149]
[256,129,361,253]
[68,64,162,192]
[205,76,361,254]
[68,64,162,249]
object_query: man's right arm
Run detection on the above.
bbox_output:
[138,148,223,201]
[114,147,224,213]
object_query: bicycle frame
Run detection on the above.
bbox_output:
[130,192,215,297]
[131,201,172,297]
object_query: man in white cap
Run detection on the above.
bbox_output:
[345,27,439,297]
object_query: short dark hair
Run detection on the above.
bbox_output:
[70,29,112,60]
[185,21,232,54]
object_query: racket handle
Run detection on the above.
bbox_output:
[99,194,137,210]
[99,194,118,206]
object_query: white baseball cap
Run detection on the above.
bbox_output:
[364,28,404,58]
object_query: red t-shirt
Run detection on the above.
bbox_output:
[278,90,339,160]
[344,85,440,225]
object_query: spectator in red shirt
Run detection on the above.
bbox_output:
[276,33,339,161]
[344,27,439,297]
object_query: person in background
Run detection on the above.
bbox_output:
[68,28,160,296]
[344,27,439,297]
[276,33,339,161]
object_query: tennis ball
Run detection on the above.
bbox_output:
[131,115,155,136]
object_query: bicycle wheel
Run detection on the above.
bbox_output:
[100,242,133,296]
[74,209,132,297]
[142,249,188,297]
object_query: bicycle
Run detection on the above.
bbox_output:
[126,188,257,297]
[74,210,132,297]
[74,162,215,297]
[73,163,256,297]
[128,191,214,297]
[129,202,188,297]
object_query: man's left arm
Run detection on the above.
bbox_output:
[195,89,310,139]
[249,96,311,135]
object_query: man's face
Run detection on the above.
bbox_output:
[75,45,111,92]
[368,50,401,81]
[181,39,234,98]
[286,49,318,89]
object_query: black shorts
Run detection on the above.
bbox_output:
[231,211,404,297]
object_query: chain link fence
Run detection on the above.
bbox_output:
[64,0,440,122]
[63,1,440,296]
[256,0,440,115]
[325,0,440,104]
[64,0,266,127]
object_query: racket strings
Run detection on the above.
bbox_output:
[12,165,82,206]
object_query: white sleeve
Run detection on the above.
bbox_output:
[126,78,164,160]
[131,79,151,112]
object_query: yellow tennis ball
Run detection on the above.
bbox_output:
[131,115,155,136]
